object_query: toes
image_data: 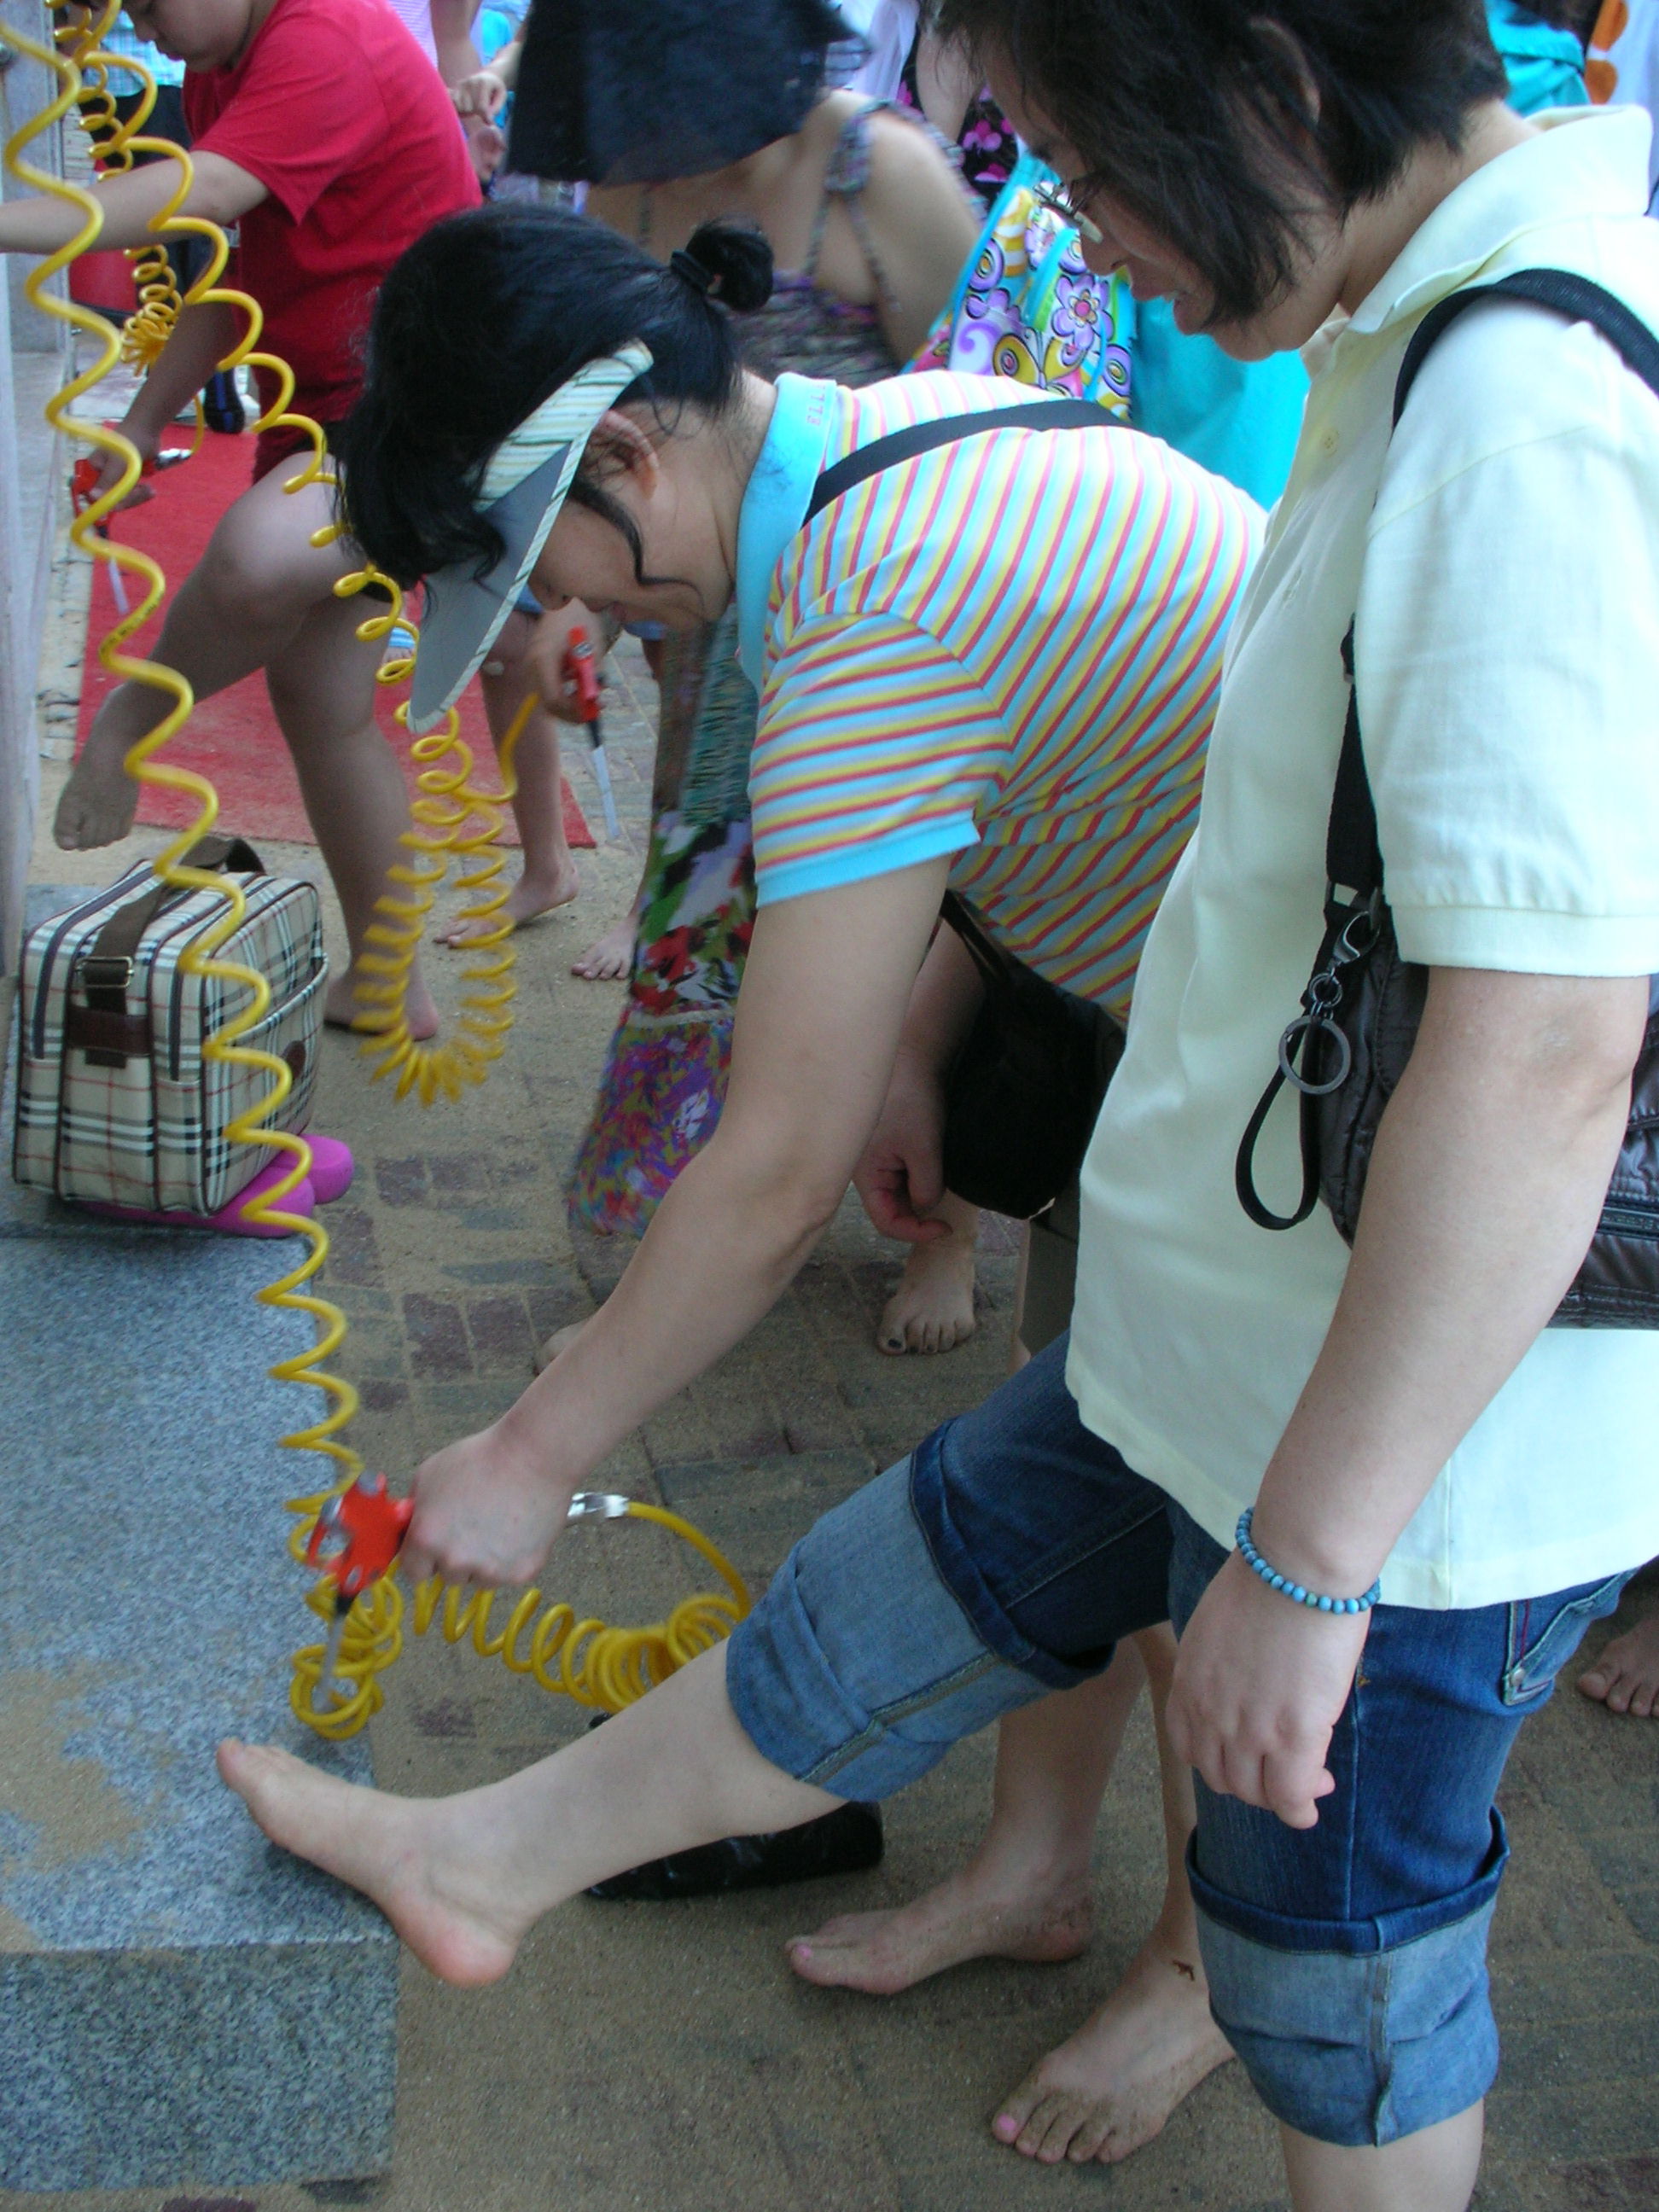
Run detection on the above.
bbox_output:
[1013,2093,1075,2162]
[1578,1665,1612,1700]
[991,2075,1043,2148]
[1066,2109,1115,2163]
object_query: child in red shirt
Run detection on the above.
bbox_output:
[183,0,478,464]
[0,0,478,1030]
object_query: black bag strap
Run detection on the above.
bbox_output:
[939,888,1011,994]
[1239,268,1659,1234]
[806,399,1119,524]
[1326,269,1659,911]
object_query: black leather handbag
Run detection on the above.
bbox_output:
[1236,269,1659,1325]
[939,892,1123,1221]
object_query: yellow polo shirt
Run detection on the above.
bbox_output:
[1069,107,1659,1609]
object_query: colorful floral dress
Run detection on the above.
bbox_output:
[568,108,909,1233]
[910,151,1132,407]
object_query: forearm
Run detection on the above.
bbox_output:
[430,0,483,82]
[495,1125,846,1492]
[123,300,244,434]
[0,153,259,256]
[1252,967,1647,1592]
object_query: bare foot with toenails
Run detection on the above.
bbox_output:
[216,1740,526,1986]
[787,1860,1092,1994]
[1577,1610,1659,1717]
[438,855,581,947]
[989,1927,1233,2164]
[877,1226,979,1356]
[324,970,439,1042]
[54,728,142,850]
[572,909,639,981]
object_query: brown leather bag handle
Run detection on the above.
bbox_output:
[78,835,264,1010]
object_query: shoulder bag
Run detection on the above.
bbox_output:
[1236,269,1659,1325]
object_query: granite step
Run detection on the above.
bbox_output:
[2,889,397,2192]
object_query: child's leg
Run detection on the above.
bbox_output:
[876,1190,981,1355]
[988,1624,1232,2166]
[263,586,435,1035]
[440,608,580,946]
[55,466,350,851]
[791,1624,1231,2166]
[789,1649,1141,1992]
[572,866,648,981]
[218,1640,841,1986]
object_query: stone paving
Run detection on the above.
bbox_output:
[8,593,1659,2210]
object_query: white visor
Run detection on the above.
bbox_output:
[407,341,653,734]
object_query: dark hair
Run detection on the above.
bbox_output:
[335,205,773,586]
[933,0,1510,325]
[509,0,862,184]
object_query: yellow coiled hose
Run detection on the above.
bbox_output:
[21,9,748,1743]
[292,1504,751,1743]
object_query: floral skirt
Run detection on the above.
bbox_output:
[567,808,754,1235]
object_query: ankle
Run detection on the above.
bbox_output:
[1143,1909,1208,1990]
[965,1830,1094,1906]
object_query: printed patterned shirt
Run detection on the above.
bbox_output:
[735,370,1261,1022]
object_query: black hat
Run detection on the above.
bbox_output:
[507,0,864,184]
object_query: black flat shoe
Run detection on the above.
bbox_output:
[587,1800,883,1901]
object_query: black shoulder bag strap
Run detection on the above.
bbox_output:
[1237,268,1659,1232]
[803,395,1121,1015]
[805,399,1119,523]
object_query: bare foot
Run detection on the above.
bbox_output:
[437,857,580,948]
[54,731,141,849]
[533,1316,587,1373]
[324,970,439,1041]
[877,1229,978,1356]
[216,1739,524,1985]
[787,1863,1093,1996]
[1578,1610,1659,1717]
[571,910,637,982]
[991,1933,1234,2165]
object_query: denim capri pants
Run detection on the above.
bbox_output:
[725,1336,1633,2147]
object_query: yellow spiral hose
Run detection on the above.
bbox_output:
[19,8,748,1745]
[291,1503,750,1743]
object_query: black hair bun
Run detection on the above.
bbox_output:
[683,218,774,315]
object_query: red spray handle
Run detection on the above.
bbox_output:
[71,451,158,513]
[306,1474,414,1601]
[561,626,602,725]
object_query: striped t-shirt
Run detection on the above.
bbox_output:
[735,371,1260,1021]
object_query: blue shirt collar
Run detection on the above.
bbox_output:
[734,375,839,690]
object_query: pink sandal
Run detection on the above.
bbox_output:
[80,1134,355,1237]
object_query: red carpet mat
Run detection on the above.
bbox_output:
[74,430,594,851]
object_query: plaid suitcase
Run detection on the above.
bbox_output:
[12,836,327,1214]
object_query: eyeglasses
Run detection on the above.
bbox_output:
[1032,183,1103,246]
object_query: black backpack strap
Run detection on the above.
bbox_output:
[1241,267,1659,1236]
[806,399,1118,524]
[1326,268,1659,917]
[1394,265,1659,427]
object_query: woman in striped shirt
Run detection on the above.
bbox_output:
[232,196,1258,2149]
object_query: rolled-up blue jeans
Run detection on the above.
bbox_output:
[725,1336,1632,2145]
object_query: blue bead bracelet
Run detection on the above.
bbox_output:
[1235,1508,1382,1616]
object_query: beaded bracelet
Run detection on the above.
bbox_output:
[1235,1508,1382,1616]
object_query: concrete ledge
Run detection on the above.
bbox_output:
[0,1170,398,2186]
